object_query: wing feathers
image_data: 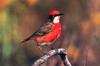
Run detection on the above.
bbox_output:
[21,34,34,43]
[21,22,53,43]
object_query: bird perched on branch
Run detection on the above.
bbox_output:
[21,10,63,50]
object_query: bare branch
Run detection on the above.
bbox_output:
[32,48,72,66]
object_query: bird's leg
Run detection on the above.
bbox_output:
[36,43,42,51]
[38,46,42,51]
[37,46,44,56]
[37,46,47,55]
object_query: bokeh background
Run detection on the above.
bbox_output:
[0,0,100,66]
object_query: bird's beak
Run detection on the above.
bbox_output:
[59,13,64,16]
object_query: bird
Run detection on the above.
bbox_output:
[21,10,63,51]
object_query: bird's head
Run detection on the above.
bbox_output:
[48,10,63,23]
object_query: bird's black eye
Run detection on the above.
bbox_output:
[48,15,54,22]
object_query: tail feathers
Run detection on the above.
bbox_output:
[21,34,34,43]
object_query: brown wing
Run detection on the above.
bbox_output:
[34,22,54,36]
[21,22,54,43]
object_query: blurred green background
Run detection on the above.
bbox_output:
[0,0,100,66]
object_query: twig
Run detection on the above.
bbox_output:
[32,48,72,66]
[59,51,72,66]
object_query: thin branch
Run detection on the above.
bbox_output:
[59,51,72,66]
[32,48,72,66]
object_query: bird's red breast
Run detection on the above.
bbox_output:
[34,22,61,45]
